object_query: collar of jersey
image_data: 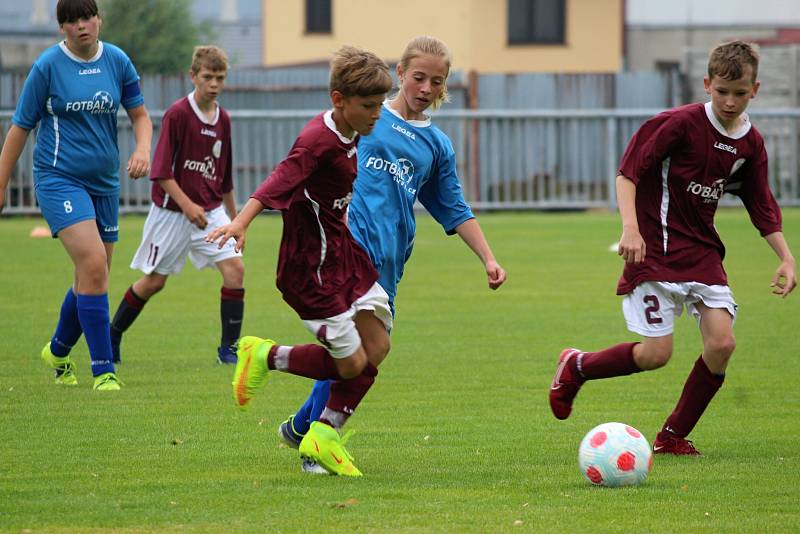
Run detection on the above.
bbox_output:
[59,40,103,63]
[323,110,358,144]
[188,90,219,126]
[384,100,431,128]
[704,101,751,140]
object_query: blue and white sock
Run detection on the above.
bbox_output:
[292,380,331,435]
[50,288,83,357]
[76,293,115,376]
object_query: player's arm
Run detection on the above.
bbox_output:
[616,174,646,264]
[126,104,152,179]
[764,231,797,297]
[222,191,237,220]
[454,218,507,290]
[0,125,30,213]
[206,198,265,253]
[156,178,208,230]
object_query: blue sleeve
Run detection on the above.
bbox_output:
[119,54,144,109]
[11,64,48,130]
[418,140,474,235]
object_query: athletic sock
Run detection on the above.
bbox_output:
[319,363,379,430]
[50,288,83,357]
[220,287,244,348]
[110,286,147,343]
[575,342,641,379]
[267,344,341,380]
[660,355,724,438]
[293,380,331,435]
[76,293,115,376]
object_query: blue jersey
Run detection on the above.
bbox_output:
[348,103,474,308]
[12,41,144,195]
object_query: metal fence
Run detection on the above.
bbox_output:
[2,107,799,214]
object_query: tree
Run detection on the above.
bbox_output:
[98,0,213,74]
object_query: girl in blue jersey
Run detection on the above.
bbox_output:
[0,0,153,391]
[278,36,507,471]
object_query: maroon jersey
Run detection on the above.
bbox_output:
[617,102,782,295]
[150,93,233,211]
[252,111,378,319]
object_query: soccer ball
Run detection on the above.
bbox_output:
[578,422,652,487]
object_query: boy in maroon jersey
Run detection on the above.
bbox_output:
[207,45,393,476]
[549,41,796,455]
[110,46,245,365]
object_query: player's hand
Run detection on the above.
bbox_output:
[770,258,797,297]
[126,148,150,179]
[183,203,208,230]
[206,220,247,253]
[618,228,646,264]
[485,259,507,290]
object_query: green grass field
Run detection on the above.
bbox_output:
[0,209,798,532]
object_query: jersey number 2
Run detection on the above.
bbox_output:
[643,295,663,324]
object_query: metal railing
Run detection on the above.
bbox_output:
[2,108,799,214]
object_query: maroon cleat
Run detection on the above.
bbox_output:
[653,432,702,456]
[549,348,585,420]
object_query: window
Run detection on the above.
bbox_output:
[306,0,332,34]
[508,0,566,45]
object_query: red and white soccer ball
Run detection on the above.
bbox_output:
[578,422,652,487]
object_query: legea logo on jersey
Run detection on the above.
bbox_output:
[687,178,726,204]
[78,67,101,75]
[184,156,216,181]
[364,156,417,196]
[391,122,416,140]
[65,90,114,114]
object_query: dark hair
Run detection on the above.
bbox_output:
[57,0,99,25]
[708,41,760,83]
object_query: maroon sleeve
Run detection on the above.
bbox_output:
[221,111,233,194]
[736,138,782,237]
[251,144,319,210]
[618,111,685,185]
[150,107,180,181]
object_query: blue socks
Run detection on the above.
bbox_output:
[292,380,331,435]
[50,288,83,357]
[76,293,115,376]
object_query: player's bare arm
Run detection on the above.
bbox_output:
[616,175,646,264]
[0,125,30,213]
[454,218,507,290]
[206,197,265,252]
[156,178,208,229]
[764,232,797,297]
[222,191,238,221]
[125,105,152,179]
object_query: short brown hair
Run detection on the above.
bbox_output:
[399,36,452,110]
[191,45,229,74]
[329,45,392,97]
[57,0,98,25]
[708,41,759,83]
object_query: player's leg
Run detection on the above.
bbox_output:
[110,273,168,362]
[190,206,245,363]
[550,281,677,419]
[216,257,245,364]
[655,290,735,455]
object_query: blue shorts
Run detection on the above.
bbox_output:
[35,179,119,242]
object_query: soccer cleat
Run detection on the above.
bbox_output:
[217,344,238,365]
[278,416,304,449]
[41,342,78,386]
[232,336,275,409]
[549,348,585,420]
[298,421,362,477]
[93,372,122,391]
[653,432,702,456]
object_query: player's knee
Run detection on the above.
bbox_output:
[78,254,109,290]
[370,337,391,366]
[706,334,736,358]
[337,353,367,379]
[637,346,672,370]
[221,259,245,287]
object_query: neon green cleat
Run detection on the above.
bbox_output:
[93,372,122,391]
[232,336,275,409]
[41,342,78,386]
[298,421,362,477]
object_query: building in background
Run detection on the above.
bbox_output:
[263,0,624,73]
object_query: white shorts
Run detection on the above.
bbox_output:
[130,204,242,275]
[301,282,393,358]
[622,281,738,337]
